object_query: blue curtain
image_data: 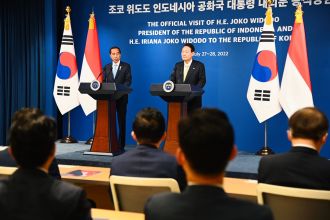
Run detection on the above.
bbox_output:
[0,0,46,145]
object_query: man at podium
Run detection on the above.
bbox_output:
[103,46,132,152]
[170,43,206,113]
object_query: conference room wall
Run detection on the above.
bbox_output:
[53,0,330,158]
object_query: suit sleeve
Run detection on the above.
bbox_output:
[198,62,206,88]
[102,65,107,82]
[124,63,132,86]
[70,189,92,220]
[170,64,177,83]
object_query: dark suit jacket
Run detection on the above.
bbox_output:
[0,168,91,220]
[170,60,206,112]
[258,147,330,190]
[103,61,132,97]
[0,148,61,180]
[110,144,187,190]
[145,185,273,220]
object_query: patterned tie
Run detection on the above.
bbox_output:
[113,64,118,78]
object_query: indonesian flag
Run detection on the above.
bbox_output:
[53,11,80,115]
[247,6,281,123]
[78,12,103,116]
[279,5,313,118]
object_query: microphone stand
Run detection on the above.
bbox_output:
[60,111,78,143]
[256,121,275,155]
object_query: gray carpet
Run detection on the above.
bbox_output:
[56,141,261,179]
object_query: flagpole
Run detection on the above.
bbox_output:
[60,111,78,143]
[85,112,94,145]
[256,121,274,155]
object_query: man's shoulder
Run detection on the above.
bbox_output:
[120,61,130,67]
[192,60,204,66]
[51,179,85,198]
[146,192,272,220]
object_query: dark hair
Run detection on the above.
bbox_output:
[183,43,195,52]
[132,107,165,144]
[8,108,57,168]
[289,107,329,141]
[109,46,121,54]
[178,108,234,176]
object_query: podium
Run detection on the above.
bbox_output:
[150,84,203,155]
[79,83,132,156]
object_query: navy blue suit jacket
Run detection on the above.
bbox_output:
[145,185,273,220]
[258,146,330,190]
[0,148,61,180]
[170,60,206,112]
[110,144,187,190]
[0,168,91,220]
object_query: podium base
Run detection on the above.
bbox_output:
[83,151,113,156]
[60,136,78,144]
[256,146,275,156]
[85,137,93,145]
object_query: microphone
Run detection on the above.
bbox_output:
[96,70,104,81]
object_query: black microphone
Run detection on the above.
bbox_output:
[96,70,104,81]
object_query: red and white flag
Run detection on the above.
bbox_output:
[53,10,80,115]
[78,12,103,116]
[247,5,281,123]
[279,5,313,118]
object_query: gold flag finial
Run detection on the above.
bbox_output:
[64,6,71,30]
[265,0,273,25]
[88,11,95,30]
[295,4,303,24]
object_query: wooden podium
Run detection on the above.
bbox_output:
[150,84,203,155]
[79,83,132,156]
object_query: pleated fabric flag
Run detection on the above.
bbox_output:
[247,5,281,123]
[78,12,103,116]
[53,8,80,115]
[279,5,313,118]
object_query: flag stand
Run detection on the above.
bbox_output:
[60,111,78,143]
[85,112,94,144]
[256,121,275,155]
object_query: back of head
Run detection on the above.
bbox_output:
[178,108,234,176]
[289,107,329,141]
[8,108,57,168]
[132,107,165,145]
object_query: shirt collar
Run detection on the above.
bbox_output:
[113,61,120,66]
[184,60,192,67]
[292,144,317,150]
[188,181,223,189]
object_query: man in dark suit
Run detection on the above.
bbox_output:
[0,147,61,180]
[145,108,273,220]
[103,46,132,152]
[258,107,330,190]
[110,107,186,190]
[170,43,206,113]
[0,108,92,220]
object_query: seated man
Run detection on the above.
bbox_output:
[0,147,61,180]
[111,107,186,190]
[145,108,273,220]
[258,107,330,190]
[0,108,92,220]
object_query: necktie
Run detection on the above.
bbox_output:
[113,64,118,78]
[183,64,189,81]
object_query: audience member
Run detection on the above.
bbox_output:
[0,147,61,180]
[144,108,273,220]
[110,107,187,190]
[0,108,92,220]
[258,107,330,190]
